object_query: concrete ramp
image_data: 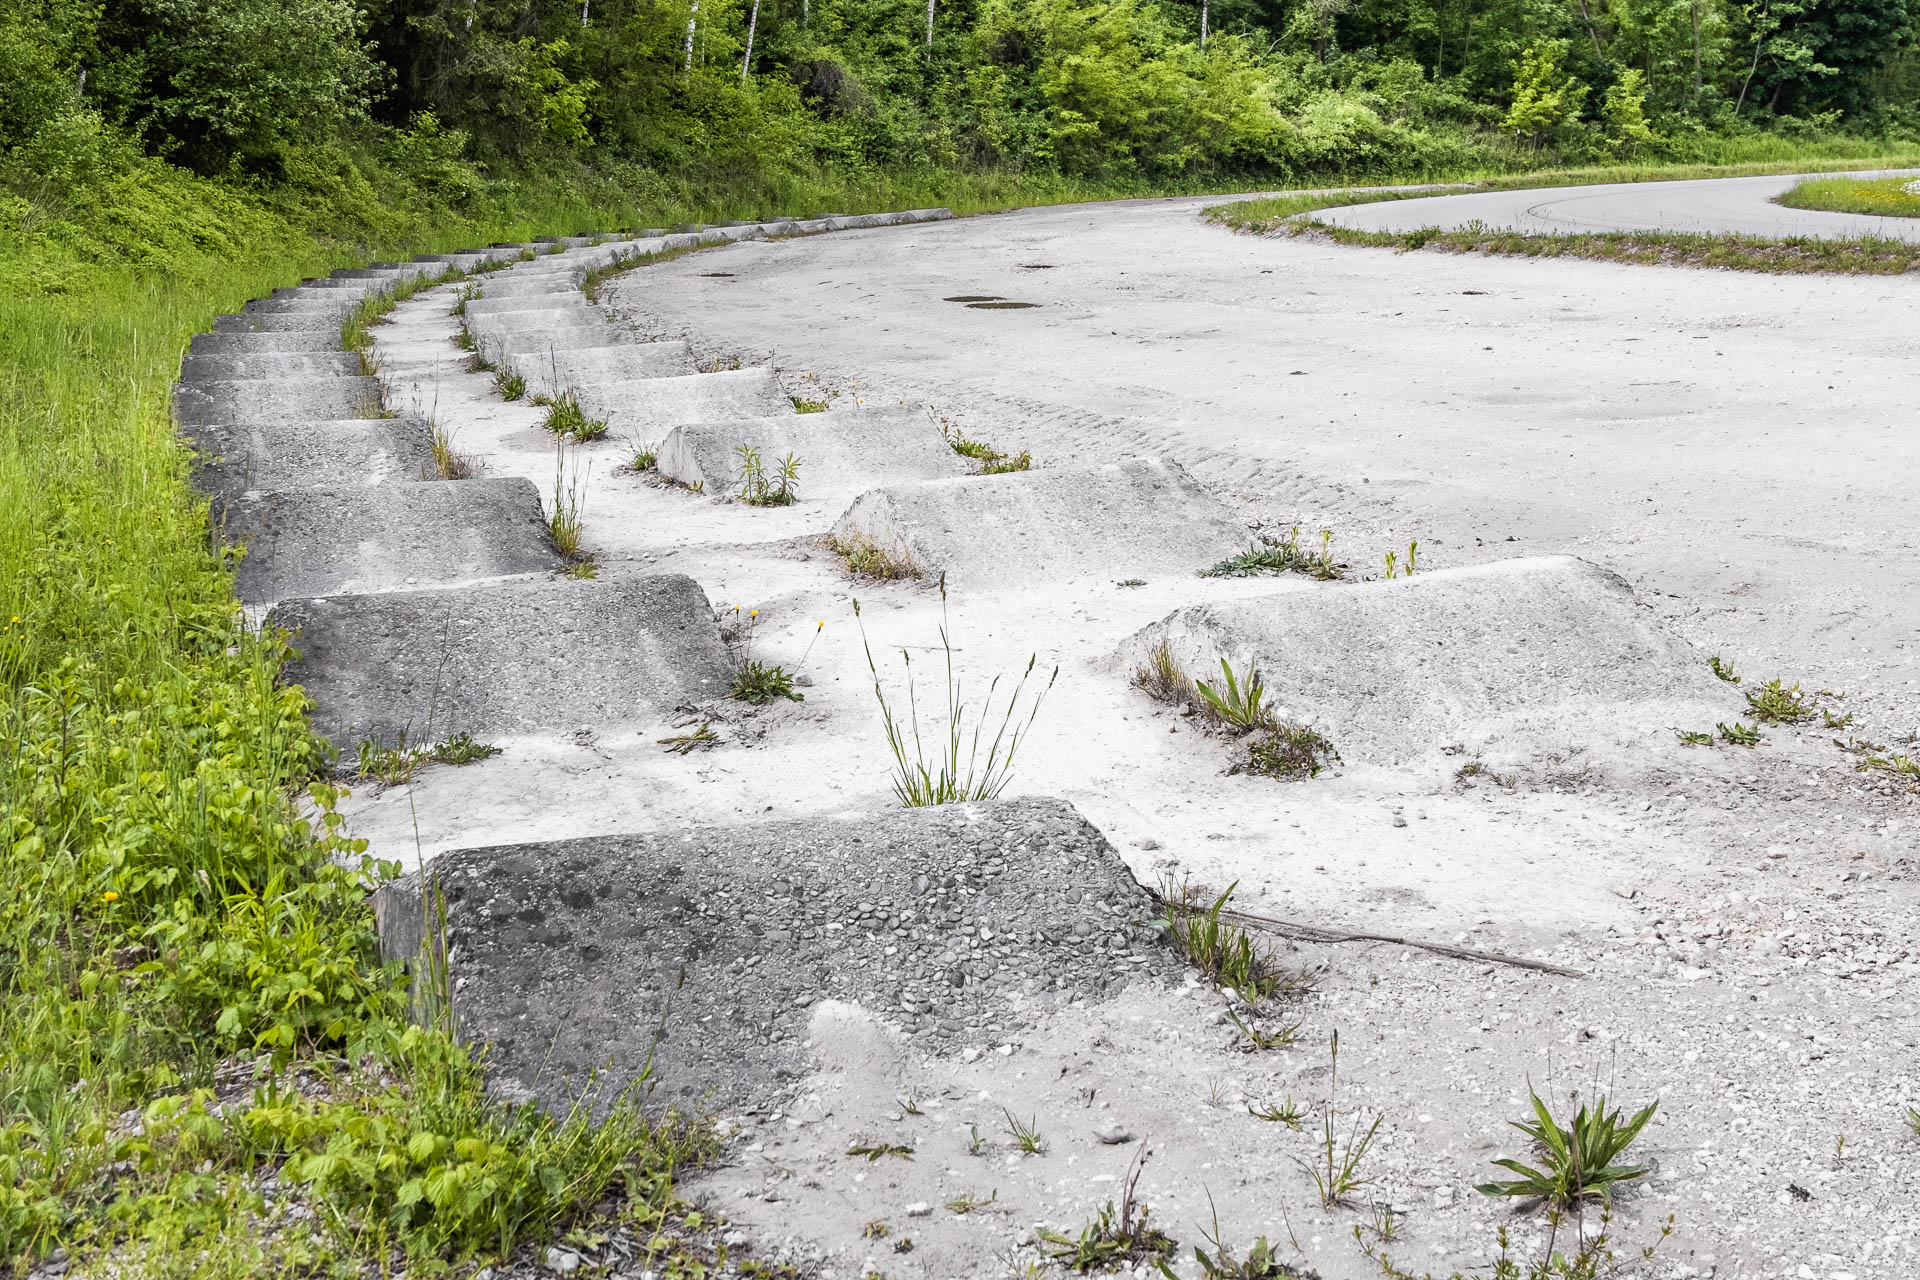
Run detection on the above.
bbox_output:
[511,341,698,399]
[831,458,1246,586]
[657,406,969,497]
[370,797,1176,1112]
[223,478,558,605]
[271,572,730,749]
[185,417,438,502]
[573,369,791,437]
[173,377,382,424]
[1119,556,1730,764]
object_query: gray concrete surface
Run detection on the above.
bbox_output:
[179,352,364,382]
[185,416,438,501]
[483,328,636,368]
[188,330,345,354]
[1315,169,1920,241]
[511,341,697,399]
[1122,555,1735,763]
[172,377,382,424]
[831,458,1247,586]
[212,311,342,333]
[223,477,558,605]
[573,368,791,437]
[656,405,969,497]
[461,294,593,320]
[468,312,619,365]
[271,572,730,749]
[370,797,1175,1112]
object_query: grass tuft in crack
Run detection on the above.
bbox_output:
[1202,526,1343,580]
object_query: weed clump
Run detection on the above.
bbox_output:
[493,369,526,401]
[724,606,815,706]
[1477,1089,1658,1211]
[943,424,1031,474]
[1134,643,1338,779]
[826,532,922,580]
[537,390,609,441]
[1744,677,1814,723]
[791,396,829,413]
[1037,1148,1171,1272]
[1202,526,1343,580]
[734,443,800,506]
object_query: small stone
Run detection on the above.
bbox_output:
[1094,1122,1135,1145]
[906,1202,933,1217]
[545,1247,581,1274]
[1391,815,1408,828]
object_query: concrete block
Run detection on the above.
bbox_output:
[512,341,697,399]
[484,328,636,368]
[462,294,593,319]
[657,406,968,497]
[831,458,1246,586]
[467,313,622,366]
[370,797,1177,1112]
[213,311,343,333]
[573,369,791,437]
[188,330,346,354]
[173,377,383,425]
[183,416,438,502]
[1119,556,1728,764]
[222,477,559,606]
[179,352,363,382]
[271,572,731,750]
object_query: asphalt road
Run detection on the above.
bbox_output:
[1315,169,1920,241]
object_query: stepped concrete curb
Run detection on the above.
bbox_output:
[658,405,970,498]
[188,331,349,355]
[270,572,731,750]
[572,368,792,437]
[831,457,1248,587]
[1117,555,1734,764]
[179,352,364,382]
[222,477,559,605]
[370,796,1177,1113]
[172,376,384,425]
[185,416,438,503]
[512,341,698,399]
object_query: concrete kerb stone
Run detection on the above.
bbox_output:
[512,341,698,400]
[188,331,345,355]
[179,352,364,382]
[486,329,639,369]
[270,571,731,751]
[1117,555,1734,765]
[183,417,439,503]
[831,457,1248,588]
[467,313,622,367]
[657,405,970,498]
[572,368,792,437]
[370,796,1178,1113]
[221,477,560,606]
[213,312,345,333]
[173,377,383,425]
[460,294,594,320]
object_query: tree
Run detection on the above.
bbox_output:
[1503,39,1588,145]
[1600,64,1657,148]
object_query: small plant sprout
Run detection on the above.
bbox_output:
[494,369,526,401]
[1823,706,1855,730]
[943,423,1032,474]
[946,1189,996,1215]
[1383,539,1418,579]
[547,443,588,560]
[1298,1031,1382,1208]
[657,723,718,754]
[852,576,1057,807]
[1709,655,1740,683]
[1137,648,1337,780]
[1247,1098,1304,1129]
[1717,721,1761,747]
[431,732,501,765]
[1195,659,1269,730]
[967,1124,986,1156]
[429,419,477,479]
[1004,1109,1047,1155]
[791,395,829,413]
[1174,1192,1291,1279]
[628,440,658,471]
[1745,677,1815,724]
[734,444,801,506]
[847,1142,914,1161]
[1676,729,1714,747]
[1476,1088,1659,1248]
[1037,1145,1171,1271]
[542,390,609,442]
[726,606,805,706]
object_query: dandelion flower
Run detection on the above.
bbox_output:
[102,891,118,902]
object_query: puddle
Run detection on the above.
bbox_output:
[943,294,1003,302]
[966,301,1040,310]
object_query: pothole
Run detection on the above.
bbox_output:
[943,294,1002,302]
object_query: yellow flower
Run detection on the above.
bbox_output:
[101,891,118,902]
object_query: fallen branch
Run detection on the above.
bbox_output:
[1147,888,1584,978]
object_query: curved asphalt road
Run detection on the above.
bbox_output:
[1315,169,1920,241]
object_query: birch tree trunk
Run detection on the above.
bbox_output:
[742,0,759,79]
[926,0,936,46]
[1200,0,1209,45]
[684,0,698,73]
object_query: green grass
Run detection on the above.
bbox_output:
[1778,174,1920,218]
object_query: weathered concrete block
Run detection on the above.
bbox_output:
[657,406,968,497]
[183,416,438,502]
[511,341,697,399]
[179,352,363,382]
[466,311,618,365]
[173,377,383,425]
[371,797,1176,1112]
[483,328,636,368]
[188,330,345,354]
[213,312,342,333]
[573,369,791,437]
[831,458,1246,586]
[222,478,558,605]
[1119,556,1728,764]
[271,572,730,750]
[462,294,594,319]
[473,277,586,299]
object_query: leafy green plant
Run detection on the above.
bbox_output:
[827,532,922,580]
[542,390,609,442]
[1383,540,1418,579]
[947,1189,997,1214]
[431,732,501,765]
[847,1142,915,1161]
[430,419,477,479]
[725,606,809,705]
[852,576,1057,807]
[1744,678,1814,723]
[734,443,801,505]
[1039,1148,1170,1271]
[1675,729,1713,746]
[657,723,718,754]
[1708,655,1740,683]
[1196,659,1269,731]
[1157,1195,1293,1279]
[629,442,658,470]
[1717,721,1761,747]
[944,425,1032,474]
[493,369,526,400]
[1248,1098,1304,1129]
[1299,1032,1381,1207]
[791,396,829,412]
[547,445,588,559]
[1823,707,1854,730]
[1476,1089,1658,1211]
[1153,880,1292,1003]
[1202,527,1343,580]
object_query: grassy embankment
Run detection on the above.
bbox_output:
[1777,173,1920,218]
[3,138,1917,1275]
[1206,150,1920,273]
